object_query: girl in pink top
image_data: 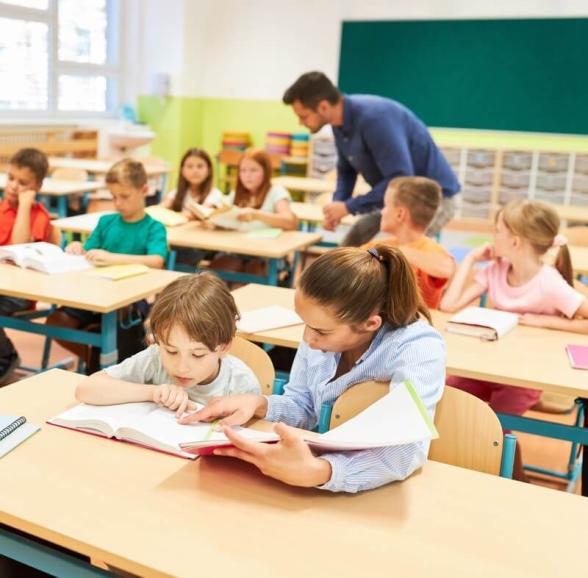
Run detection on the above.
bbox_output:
[441,199,588,417]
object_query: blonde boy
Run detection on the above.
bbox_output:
[363,176,455,308]
[47,159,168,370]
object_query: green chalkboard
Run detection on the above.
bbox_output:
[339,19,588,135]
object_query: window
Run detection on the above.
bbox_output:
[0,0,119,116]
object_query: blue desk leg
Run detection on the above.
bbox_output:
[100,311,118,368]
[167,249,177,271]
[267,259,279,286]
[56,196,67,218]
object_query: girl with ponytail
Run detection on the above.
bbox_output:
[182,245,445,493]
[441,199,588,478]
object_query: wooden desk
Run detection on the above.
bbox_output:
[53,216,322,285]
[52,211,112,236]
[291,201,357,227]
[555,204,588,225]
[49,158,172,203]
[0,369,586,578]
[0,264,182,367]
[233,283,302,347]
[0,174,103,218]
[49,157,171,179]
[273,175,370,200]
[167,223,321,285]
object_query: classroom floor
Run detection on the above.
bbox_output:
[3,326,582,495]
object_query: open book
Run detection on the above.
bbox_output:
[145,206,188,227]
[237,305,303,333]
[0,242,92,274]
[446,306,519,341]
[180,380,438,455]
[186,199,231,221]
[205,206,250,231]
[47,402,279,459]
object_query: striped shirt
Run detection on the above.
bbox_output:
[265,319,446,493]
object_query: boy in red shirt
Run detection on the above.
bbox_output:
[0,148,58,383]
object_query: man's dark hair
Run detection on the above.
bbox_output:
[282,71,342,109]
[9,148,49,185]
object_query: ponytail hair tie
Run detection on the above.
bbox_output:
[367,247,384,262]
[552,234,568,248]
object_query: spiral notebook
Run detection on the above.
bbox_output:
[0,415,40,458]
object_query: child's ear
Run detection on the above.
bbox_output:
[140,184,149,197]
[364,314,383,333]
[395,205,407,222]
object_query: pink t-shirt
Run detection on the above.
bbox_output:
[475,259,584,318]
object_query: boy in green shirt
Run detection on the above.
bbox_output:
[47,159,167,371]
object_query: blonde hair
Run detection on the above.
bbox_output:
[389,176,442,229]
[105,158,147,188]
[233,148,272,209]
[299,245,431,329]
[498,199,573,286]
[149,273,239,350]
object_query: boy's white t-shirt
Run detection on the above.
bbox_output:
[227,184,291,214]
[104,344,261,405]
[167,187,225,210]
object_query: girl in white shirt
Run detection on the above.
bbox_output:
[209,148,298,277]
[228,148,297,231]
[161,148,224,219]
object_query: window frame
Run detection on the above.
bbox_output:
[0,0,121,119]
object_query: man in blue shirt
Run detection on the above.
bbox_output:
[283,72,461,245]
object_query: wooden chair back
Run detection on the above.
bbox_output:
[228,337,275,395]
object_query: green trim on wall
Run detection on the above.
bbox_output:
[137,96,301,189]
[137,95,588,191]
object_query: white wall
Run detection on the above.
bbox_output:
[140,0,588,100]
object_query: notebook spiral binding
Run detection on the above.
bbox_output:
[0,416,26,441]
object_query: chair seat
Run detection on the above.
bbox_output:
[531,392,576,414]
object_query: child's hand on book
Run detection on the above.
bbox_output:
[85,249,115,266]
[65,241,84,255]
[178,394,267,426]
[152,384,198,417]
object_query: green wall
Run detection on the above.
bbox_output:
[137,96,301,188]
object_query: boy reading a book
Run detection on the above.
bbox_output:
[0,148,59,384]
[363,176,455,309]
[46,159,168,371]
[76,273,261,413]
